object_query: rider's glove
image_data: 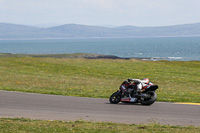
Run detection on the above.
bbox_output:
[128,78,132,82]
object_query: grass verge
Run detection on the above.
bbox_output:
[0,56,200,103]
[0,118,199,133]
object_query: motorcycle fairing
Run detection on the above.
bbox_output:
[143,85,158,92]
[121,97,137,102]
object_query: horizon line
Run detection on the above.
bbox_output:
[1,22,200,28]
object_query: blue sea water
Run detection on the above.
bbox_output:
[0,37,200,61]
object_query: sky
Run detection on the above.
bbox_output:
[1,0,200,27]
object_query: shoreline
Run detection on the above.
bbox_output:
[0,53,199,61]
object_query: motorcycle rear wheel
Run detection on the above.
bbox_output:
[140,91,157,105]
[109,91,121,104]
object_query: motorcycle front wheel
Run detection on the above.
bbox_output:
[140,91,157,105]
[109,91,121,104]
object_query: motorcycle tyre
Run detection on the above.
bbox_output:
[140,91,157,106]
[109,91,121,104]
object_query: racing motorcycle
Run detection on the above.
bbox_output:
[109,78,158,105]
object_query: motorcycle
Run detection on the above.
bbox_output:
[109,79,158,105]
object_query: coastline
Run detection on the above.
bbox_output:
[0,53,198,61]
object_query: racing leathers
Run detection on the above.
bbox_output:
[128,78,150,92]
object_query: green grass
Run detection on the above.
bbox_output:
[0,57,200,103]
[0,53,100,58]
[0,118,199,133]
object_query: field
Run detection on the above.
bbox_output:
[0,55,200,103]
[0,118,200,133]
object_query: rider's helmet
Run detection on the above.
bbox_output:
[142,78,149,84]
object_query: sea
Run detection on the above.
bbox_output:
[0,37,200,61]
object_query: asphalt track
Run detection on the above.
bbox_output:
[0,91,200,126]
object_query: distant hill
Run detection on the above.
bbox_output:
[1,22,200,39]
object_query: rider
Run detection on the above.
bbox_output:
[128,78,149,92]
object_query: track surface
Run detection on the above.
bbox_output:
[0,91,199,126]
